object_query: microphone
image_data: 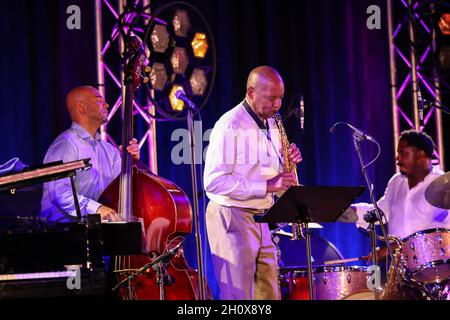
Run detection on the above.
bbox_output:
[151,243,183,286]
[417,86,424,127]
[329,122,378,144]
[299,95,305,131]
[175,90,196,110]
[158,241,184,264]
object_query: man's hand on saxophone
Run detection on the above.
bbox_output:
[266,172,298,193]
[287,143,303,165]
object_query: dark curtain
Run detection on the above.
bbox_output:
[0,0,409,299]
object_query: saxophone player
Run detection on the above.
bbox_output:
[204,66,302,300]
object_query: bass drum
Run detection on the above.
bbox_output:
[272,228,345,267]
[274,228,345,300]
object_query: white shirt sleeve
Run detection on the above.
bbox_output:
[204,122,267,201]
[354,177,393,230]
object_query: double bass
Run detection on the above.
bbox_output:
[99,35,210,300]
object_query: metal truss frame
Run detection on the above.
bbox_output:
[94,0,158,173]
[387,0,445,169]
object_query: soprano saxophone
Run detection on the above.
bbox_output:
[272,113,304,240]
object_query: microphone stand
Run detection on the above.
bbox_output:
[426,99,450,115]
[153,260,169,300]
[351,132,404,299]
[186,103,206,300]
[112,243,181,299]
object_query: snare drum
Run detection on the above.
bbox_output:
[314,266,370,300]
[401,228,450,284]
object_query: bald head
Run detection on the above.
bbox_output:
[66,86,98,120]
[246,66,283,91]
[65,86,108,135]
[245,66,284,120]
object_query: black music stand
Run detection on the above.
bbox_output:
[258,185,365,300]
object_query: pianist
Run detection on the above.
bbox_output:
[40,86,140,223]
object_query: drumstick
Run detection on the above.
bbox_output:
[324,256,368,265]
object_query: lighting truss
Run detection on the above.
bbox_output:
[387,0,446,169]
[95,0,159,172]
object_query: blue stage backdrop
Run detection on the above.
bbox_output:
[0,0,434,299]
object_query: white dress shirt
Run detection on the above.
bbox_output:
[204,100,282,209]
[354,166,450,239]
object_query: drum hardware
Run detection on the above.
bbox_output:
[377,229,450,300]
[399,278,441,300]
[427,282,449,300]
[270,222,322,237]
[331,122,403,300]
[359,210,405,297]
[363,209,403,297]
[291,223,306,240]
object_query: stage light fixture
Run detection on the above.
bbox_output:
[191,32,208,58]
[142,1,216,118]
[190,68,208,96]
[150,62,168,91]
[170,47,189,75]
[150,24,170,53]
[439,13,450,35]
[173,9,191,37]
[169,85,185,111]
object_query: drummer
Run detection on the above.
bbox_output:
[341,129,450,241]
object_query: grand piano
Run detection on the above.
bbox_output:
[0,159,143,299]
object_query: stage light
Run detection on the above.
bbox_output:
[191,32,208,58]
[439,13,450,35]
[437,13,450,69]
[190,68,208,96]
[170,47,189,75]
[173,9,191,37]
[169,85,185,111]
[149,62,168,91]
[150,24,170,53]
[142,1,216,118]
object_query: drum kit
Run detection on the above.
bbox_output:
[274,171,450,300]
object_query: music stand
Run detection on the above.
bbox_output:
[258,185,365,300]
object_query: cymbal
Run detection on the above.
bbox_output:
[425,171,450,209]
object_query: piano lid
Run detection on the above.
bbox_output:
[0,158,92,192]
